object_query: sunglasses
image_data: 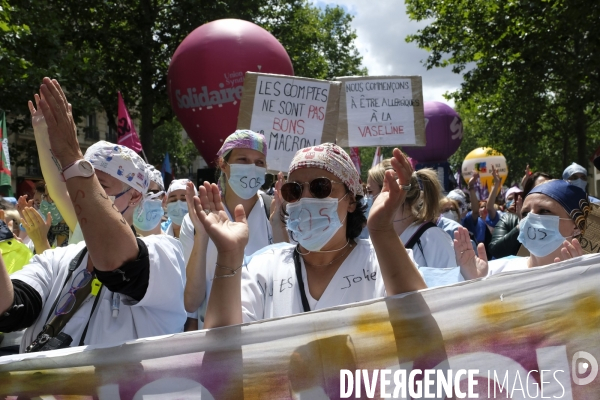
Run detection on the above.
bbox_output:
[281,177,345,203]
[55,269,93,315]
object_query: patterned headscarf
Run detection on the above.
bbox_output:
[146,165,165,192]
[217,130,268,195]
[288,143,363,196]
[217,130,268,159]
[526,179,590,234]
[85,141,149,194]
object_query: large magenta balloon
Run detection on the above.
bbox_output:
[168,19,294,164]
[403,101,463,163]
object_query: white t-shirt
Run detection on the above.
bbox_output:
[399,222,457,268]
[10,235,187,352]
[487,256,529,276]
[241,240,386,322]
[179,194,273,320]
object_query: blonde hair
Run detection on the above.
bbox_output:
[440,197,459,213]
[367,158,393,189]
[404,168,443,224]
[4,210,20,224]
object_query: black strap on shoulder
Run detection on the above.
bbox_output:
[79,285,103,346]
[259,192,272,221]
[44,247,88,325]
[404,222,437,249]
[292,247,311,313]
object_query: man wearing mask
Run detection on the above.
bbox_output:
[164,179,196,239]
[0,78,186,352]
[563,162,600,203]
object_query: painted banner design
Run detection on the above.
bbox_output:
[1,254,600,399]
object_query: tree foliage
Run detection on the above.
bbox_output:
[406,0,600,174]
[0,0,365,166]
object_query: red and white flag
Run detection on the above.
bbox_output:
[117,92,143,153]
[371,146,383,169]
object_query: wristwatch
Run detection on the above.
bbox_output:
[62,159,95,181]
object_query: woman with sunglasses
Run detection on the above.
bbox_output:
[180,130,280,330]
[191,143,426,328]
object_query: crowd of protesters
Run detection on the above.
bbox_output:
[0,78,593,355]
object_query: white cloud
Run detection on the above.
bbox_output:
[318,0,464,107]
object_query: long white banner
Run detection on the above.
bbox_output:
[2,254,600,399]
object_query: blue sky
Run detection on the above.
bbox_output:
[316,0,464,106]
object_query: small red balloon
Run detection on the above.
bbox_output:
[168,19,294,164]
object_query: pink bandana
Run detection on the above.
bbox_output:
[288,143,363,196]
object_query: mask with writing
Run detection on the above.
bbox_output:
[226,163,266,200]
[166,200,188,226]
[517,212,575,257]
[286,195,347,252]
[133,192,164,231]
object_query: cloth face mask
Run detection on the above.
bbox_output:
[227,163,266,200]
[166,200,188,226]
[569,178,587,191]
[39,200,63,226]
[286,196,346,252]
[517,212,571,257]
[442,210,459,222]
[133,192,164,231]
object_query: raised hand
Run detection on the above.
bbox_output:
[193,182,248,254]
[17,195,34,220]
[185,181,207,240]
[468,172,480,190]
[554,238,583,263]
[491,165,501,187]
[21,207,51,254]
[454,227,488,279]
[28,94,47,130]
[270,171,285,219]
[367,148,413,232]
[38,78,83,167]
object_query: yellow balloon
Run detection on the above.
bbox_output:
[461,147,508,191]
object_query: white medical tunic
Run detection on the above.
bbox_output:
[10,235,187,352]
[240,239,386,322]
[400,222,457,269]
[180,194,273,320]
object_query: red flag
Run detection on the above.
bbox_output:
[117,92,143,153]
[349,147,361,173]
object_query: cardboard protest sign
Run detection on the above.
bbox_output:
[580,203,600,254]
[336,76,426,148]
[237,72,341,172]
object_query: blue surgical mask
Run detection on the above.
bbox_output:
[39,200,63,226]
[133,195,164,232]
[364,194,377,219]
[166,200,188,226]
[506,199,514,209]
[517,213,572,257]
[227,163,266,200]
[286,196,347,251]
[569,178,587,192]
[442,210,459,222]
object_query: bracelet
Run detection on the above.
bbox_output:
[213,263,243,279]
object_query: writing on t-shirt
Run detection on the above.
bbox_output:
[342,269,377,290]
[257,277,295,298]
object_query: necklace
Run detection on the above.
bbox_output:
[303,242,354,267]
[295,239,350,255]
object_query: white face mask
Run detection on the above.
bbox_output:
[442,210,460,222]
[226,163,266,199]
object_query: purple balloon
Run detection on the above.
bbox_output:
[403,101,463,163]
